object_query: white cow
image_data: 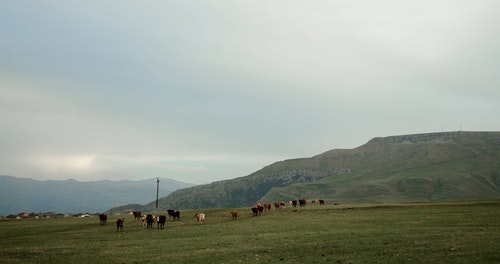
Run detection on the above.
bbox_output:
[194,213,205,224]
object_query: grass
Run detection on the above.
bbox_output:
[1,200,499,263]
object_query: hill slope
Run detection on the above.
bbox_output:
[0,176,193,215]
[131,131,500,211]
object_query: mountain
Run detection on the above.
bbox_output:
[134,131,499,211]
[0,176,193,215]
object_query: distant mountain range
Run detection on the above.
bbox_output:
[128,131,499,212]
[5,131,499,215]
[0,176,193,215]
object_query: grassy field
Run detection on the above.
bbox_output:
[1,200,499,264]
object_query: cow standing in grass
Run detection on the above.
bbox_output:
[116,218,124,232]
[146,214,155,229]
[172,211,180,221]
[231,211,238,220]
[167,209,175,219]
[133,211,142,220]
[99,213,107,225]
[194,213,205,224]
[157,215,167,229]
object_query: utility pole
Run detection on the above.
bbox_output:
[156,177,160,209]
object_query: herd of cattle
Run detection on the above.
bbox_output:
[98,199,325,231]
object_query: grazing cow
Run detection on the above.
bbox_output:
[299,199,307,207]
[157,215,167,229]
[231,211,238,220]
[194,213,205,224]
[312,199,318,206]
[263,203,271,212]
[133,211,142,220]
[280,202,286,209]
[172,211,180,221]
[273,202,280,211]
[319,199,325,206]
[291,200,298,207]
[116,218,124,232]
[99,213,108,225]
[146,214,155,229]
[167,209,175,218]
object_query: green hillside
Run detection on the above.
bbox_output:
[135,131,499,211]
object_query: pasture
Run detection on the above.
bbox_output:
[1,200,499,263]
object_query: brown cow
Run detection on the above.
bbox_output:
[157,215,167,229]
[299,199,307,207]
[133,211,142,220]
[263,203,271,212]
[230,211,238,220]
[274,202,280,211]
[99,213,107,225]
[319,199,325,206]
[116,218,124,232]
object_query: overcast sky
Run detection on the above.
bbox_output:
[1,1,499,184]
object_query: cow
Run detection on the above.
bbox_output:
[157,215,167,229]
[194,213,205,224]
[299,199,307,207]
[172,211,180,221]
[312,199,318,206]
[99,213,107,225]
[258,205,264,215]
[251,207,259,216]
[133,211,142,220]
[280,202,286,209]
[263,203,271,212]
[274,202,280,211]
[231,211,238,220]
[167,209,175,218]
[319,199,325,206]
[291,200,298,207]
[116,218,124,232]
[146,214,155,229]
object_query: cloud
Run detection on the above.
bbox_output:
[0,1,499,183]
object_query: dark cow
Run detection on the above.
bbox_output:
[116,218,124,232]
[299,199,307,207]
[231,211,238,220]
[291,200,297,207]
[157,215,167,229]
[251,207,259,216]
[146,214,155,228]
[99,213,107,225]
[172,211,180,221]
[319,199,325,206]
[167,209,175,218]
[133,211,142,220]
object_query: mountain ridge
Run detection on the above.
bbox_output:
[0,176,193,215]
[134,131,499,211]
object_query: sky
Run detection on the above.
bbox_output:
[1,1,499,184]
